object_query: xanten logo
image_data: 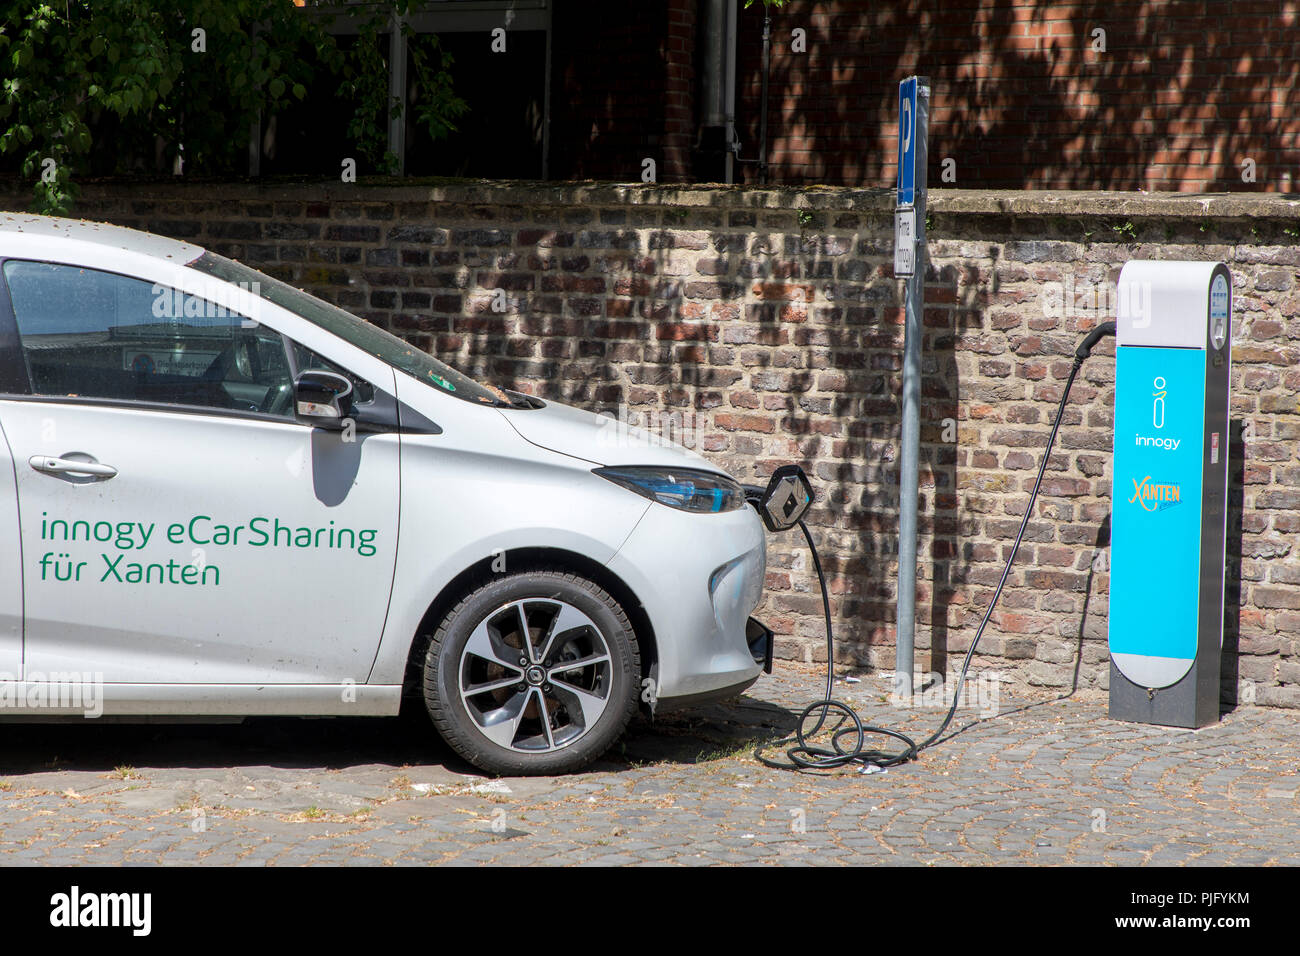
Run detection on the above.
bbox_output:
[1129,475,1181,512]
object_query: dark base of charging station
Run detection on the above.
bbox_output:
[1108,658,1221,729]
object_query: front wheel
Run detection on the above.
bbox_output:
[423,569,641,776]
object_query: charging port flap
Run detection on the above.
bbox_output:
[746,616,775,674]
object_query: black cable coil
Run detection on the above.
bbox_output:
[758,323,1115,772]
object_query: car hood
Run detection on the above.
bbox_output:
[496,398,717,469]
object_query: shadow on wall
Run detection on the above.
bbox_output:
[923,265,961,680]
[175,202,1250,697]
[734,0,1295,191]
[441,206,978,675]
[442,223,1256,698]
[1220,418,1247,713]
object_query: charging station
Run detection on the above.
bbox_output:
[1109,260,1232,728]
[768,260,1232,770]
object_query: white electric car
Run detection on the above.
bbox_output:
[0,214,793,775]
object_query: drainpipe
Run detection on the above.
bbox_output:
[758,3,770,184]
[700,0,737,184]
[724,0,737,183]
[387,10,407,176]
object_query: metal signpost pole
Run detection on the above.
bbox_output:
[894,76,929,700]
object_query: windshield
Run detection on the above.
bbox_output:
[190,251,512,407]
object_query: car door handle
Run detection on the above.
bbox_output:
[28,456,119,479]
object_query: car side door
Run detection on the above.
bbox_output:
[0,295,20,675]
[0,257,400,687]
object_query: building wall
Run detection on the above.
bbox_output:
[5,182,1299,707]
[549,0,697,182]
[737,0,1300,190]
[554,0,1300,191]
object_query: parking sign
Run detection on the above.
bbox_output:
[897,77,918,208]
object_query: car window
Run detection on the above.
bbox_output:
[3,260,295,417]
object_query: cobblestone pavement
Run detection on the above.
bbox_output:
[1,662,1298,865]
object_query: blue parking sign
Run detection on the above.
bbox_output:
[897,77,918,207]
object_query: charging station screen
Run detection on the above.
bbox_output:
[1110,346,1206,684]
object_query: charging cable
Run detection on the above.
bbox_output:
[758,322,1116,772]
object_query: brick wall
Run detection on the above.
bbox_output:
[552,0,1300,191]
[663,0,699,183]
[6,182,1300,708]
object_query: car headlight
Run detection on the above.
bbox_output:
[594,466,746,514]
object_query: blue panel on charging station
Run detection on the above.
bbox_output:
[1110,346,1206,679]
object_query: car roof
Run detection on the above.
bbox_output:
[0,213,204,264]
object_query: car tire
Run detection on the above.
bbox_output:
[423,569,640,776]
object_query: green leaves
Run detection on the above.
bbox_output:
[2,0,465,212]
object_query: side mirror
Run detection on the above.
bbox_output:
[757,464,814,532]
[294,370,353,428]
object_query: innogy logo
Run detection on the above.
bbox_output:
[1152,376,1166,429]
[1134,377,1179,449]
[1134,433,1179,451]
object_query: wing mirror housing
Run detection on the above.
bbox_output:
[294,370,354,428]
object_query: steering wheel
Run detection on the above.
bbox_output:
[201,340,253,380]
[201,339,294,417]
